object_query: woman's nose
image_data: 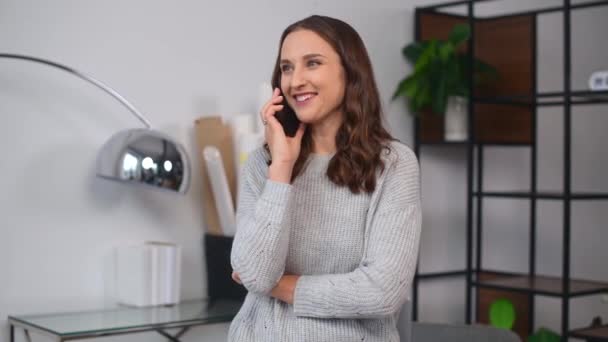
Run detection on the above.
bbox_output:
[290,67,306,89]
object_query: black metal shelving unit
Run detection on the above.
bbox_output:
[411,1,608,341]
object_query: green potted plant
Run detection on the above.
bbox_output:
[392,24,498,141]
[527,328,561,342]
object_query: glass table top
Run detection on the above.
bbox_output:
[9,299,242,337]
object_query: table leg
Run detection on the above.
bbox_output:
[174,327,190,340]
[156,329,181,342]
[24,329,32,342]
[156,326,190,342]
[10,324,14,342]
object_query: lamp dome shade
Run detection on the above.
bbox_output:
[96,128,190,194]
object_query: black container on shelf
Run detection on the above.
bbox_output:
[204,233,247,301]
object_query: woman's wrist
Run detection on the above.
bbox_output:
[271,275,299,304]
[268,162,294,183]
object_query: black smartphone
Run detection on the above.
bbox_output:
[274,93,300,137]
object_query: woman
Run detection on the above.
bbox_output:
[229,15,421,342]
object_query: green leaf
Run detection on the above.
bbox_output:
[414,40,439,73]
[402,43,425,64]
[457,55,499,86]
[489,299,516,329]
[528,327,561,342]
[474,59,500,83]
[444,57,460,93]
[448,24,471,46]
[404,77,419,98]
[432,73,448,114]
[392,74,418,100]
[438,43,454,63]
[392,80,406,100]
[419,82,432,109]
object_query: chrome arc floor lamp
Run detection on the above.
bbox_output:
[0,53,190,194]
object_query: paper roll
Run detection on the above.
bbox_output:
[234,132,264,193]
[203,146,236,236]
[228,113,257,187]
[256,82,273,133]
[229,113,255,136]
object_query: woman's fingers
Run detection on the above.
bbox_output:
[294,123,306,140]
[264,104,284,121]
[260,88,283,122]
[265,109,284,131]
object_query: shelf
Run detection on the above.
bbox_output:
[419,141,469,146]
[421,0,608,20]
[473,90,608,107]
[416,270,469,280]
[473,191,608,200]
[472,274,608,297]
[570,324,608,341]
[420,141,532,147]
[413,0,608,331]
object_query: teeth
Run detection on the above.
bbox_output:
[296,94,314,102]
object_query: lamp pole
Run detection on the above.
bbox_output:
[0,53,152,129]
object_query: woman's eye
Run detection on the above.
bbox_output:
[307,60,321,67]
[281,64,293,73]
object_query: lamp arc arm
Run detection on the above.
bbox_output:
[0,53,152,128]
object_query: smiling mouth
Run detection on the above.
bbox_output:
[294,93,317,105]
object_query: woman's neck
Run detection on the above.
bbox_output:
[310,110,342,155]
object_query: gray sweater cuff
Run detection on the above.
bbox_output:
[293,275,331,317]
[256,179,292,223]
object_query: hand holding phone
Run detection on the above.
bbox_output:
[260,88,306,181]
[274,91,300,137]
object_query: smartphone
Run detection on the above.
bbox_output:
[274,93,300,137]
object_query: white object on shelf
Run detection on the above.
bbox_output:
[444,96,468,141]
[115,243,181,307]
[589,70,608,91]
[203,146,236,236]
[116,245,149,307]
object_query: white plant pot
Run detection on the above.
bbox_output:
[444,95,468,141]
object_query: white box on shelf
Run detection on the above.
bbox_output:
[115,242,181,307]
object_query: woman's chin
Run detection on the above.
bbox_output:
[295,116,315,125]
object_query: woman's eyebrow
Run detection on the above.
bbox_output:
[302,53,326,60]
[280,53,327,64]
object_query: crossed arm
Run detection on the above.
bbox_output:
[231,271,298,304]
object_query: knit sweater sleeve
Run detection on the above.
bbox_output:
[293,146,421,319]
[230,149,293,294]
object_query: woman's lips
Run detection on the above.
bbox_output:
[293,93,317,107]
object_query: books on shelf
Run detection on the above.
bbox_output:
[116,242,181,307]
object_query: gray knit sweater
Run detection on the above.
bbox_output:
[228,141,421,342]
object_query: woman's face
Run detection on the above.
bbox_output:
[279,29,346,127]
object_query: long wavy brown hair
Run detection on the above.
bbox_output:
[269,15,395,194]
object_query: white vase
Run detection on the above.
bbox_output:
[444,95,468,141]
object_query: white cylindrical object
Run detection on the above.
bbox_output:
[235,133,264,188]
[203,146,236,236]
[444,96,468,141]
[256,82,273,133]
[229,113,255,136]
[228,113,258,191]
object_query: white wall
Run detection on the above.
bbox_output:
[0,0,434,341]
[1,0,606,341]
